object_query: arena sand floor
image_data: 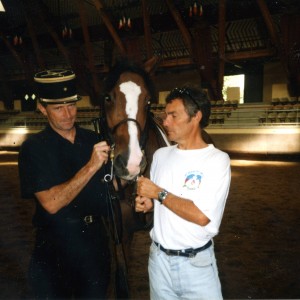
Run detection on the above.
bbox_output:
[0,151,299,299]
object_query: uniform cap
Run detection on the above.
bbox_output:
[34,69,81,104]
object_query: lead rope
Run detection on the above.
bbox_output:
[103,145,130,298]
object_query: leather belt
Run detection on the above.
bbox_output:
[154,240,212,258]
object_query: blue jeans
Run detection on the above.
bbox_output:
[148,241,223,300]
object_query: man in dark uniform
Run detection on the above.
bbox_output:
[18,69,111,299]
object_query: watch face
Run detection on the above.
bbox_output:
[158,190,168,203]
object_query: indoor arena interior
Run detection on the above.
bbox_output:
[0,0,300,299]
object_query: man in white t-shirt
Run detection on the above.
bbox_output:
[135,87,231,300]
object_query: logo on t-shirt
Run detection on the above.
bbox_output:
[183,171,203,190]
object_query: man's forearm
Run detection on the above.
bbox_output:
[35,162,98,214]
[162,193,210,226]
[137,176,210,226]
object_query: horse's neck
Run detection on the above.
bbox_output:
[155,124,171,147]
[151,116,171,147]
[141,117,170,179]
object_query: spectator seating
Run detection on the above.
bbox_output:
[277,112,287,122]
[267,112,277,123]
[259,113,267,124]
[286,111,297,122]
[0,100,298,130]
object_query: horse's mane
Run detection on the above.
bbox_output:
[103,59,156,103]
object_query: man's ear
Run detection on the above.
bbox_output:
[195,110,202,122]
[37,103,47,117]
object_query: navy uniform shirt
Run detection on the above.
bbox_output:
[18,124,108,228]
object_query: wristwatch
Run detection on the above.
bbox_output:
[157,189,168,204]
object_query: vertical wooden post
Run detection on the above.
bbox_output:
[142,0,153,59]
[164,0,219,99]
[218,0,226,100]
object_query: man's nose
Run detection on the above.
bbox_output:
[163,116,169,126]
[63,107,72,117]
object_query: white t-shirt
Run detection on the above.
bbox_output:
[150,144,231,250]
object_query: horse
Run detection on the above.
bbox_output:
[92,59,169,298]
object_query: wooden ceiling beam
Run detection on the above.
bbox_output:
[76,0,100,95]
[92,0,126,57]
[226,48,275,61]
[34,9,70,65]
[164,0,193,54]
[256,0,289,78]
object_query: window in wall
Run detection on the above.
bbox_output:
[223,74,245,103]
[0,1,5,12]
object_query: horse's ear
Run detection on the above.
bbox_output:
[143,56,161,75]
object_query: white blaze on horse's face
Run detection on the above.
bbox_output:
[119,81,143,177]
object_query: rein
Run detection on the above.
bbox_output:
[103,154,130,298]
[112,118,142,135]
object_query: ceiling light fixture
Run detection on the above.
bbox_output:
[118,15,132,31]
[189,1,203,17]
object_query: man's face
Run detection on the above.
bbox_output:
[163,98,199,143]
[38,102,77,133]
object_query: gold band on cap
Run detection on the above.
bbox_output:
[39,95,80,103]
[34,73,76,83]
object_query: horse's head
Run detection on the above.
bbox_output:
[100,61,155,181]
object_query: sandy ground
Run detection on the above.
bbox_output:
[0,151,299,299]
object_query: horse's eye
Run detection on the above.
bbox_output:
[104,94,111,102]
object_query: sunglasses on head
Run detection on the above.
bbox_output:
[171,87,201,110]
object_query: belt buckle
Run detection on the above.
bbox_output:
[188,251,196,258]
[84,215,93,224]
[165,249,171,256]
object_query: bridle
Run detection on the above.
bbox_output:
[112,117,142,136]
[92,94,152,182]
[94,92,151,148]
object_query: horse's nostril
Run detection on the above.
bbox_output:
[114,154,129,177]
[114,152,147,178]
[114,154,127,169]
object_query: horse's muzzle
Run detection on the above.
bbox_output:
[114,153,147,181]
